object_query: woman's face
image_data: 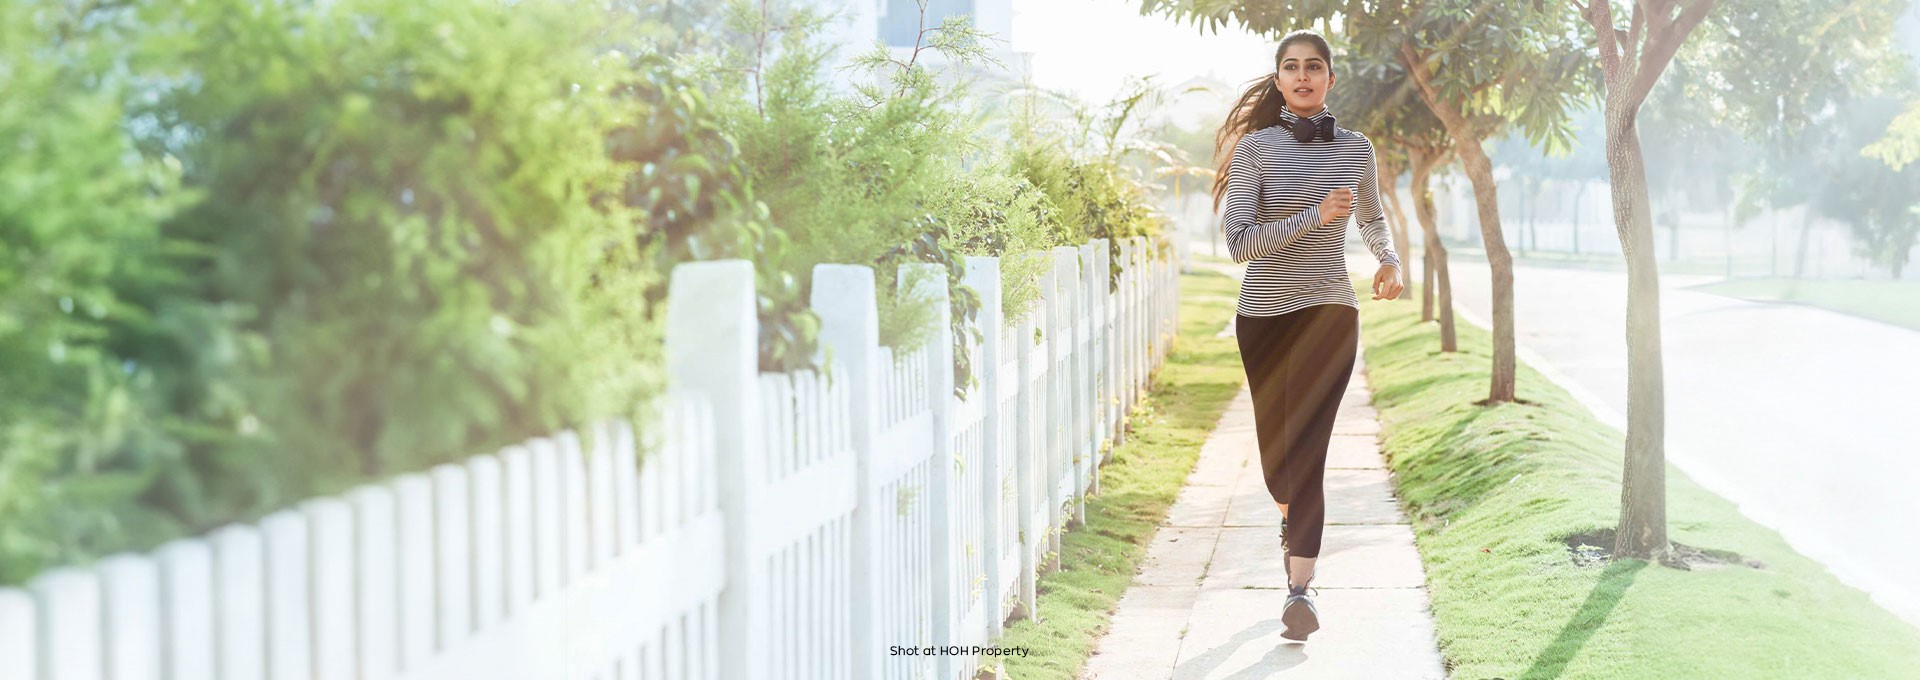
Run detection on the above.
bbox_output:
[1272,43,1333,112]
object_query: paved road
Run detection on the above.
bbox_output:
[1438,256,1920,630]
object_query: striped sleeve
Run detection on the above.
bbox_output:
[1354,134,1401,268]
[1221,134,1324,264]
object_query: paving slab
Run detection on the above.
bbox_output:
[1080,585,1200,679]
[1200,525,1428,591]
[1324,436,1384,470]
[1221,469,1402,527]
[1134,527,1222,588]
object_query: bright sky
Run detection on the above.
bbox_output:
[1010,0,1278,127]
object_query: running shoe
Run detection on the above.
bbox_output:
[1280,577,1320,642]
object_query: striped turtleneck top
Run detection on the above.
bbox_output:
[1220,104,1401,317]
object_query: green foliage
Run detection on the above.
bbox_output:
[1336,47,1455,160]
[1862,99,1920,171]
[0,1,193,584]
[1816,97,1920,278]
[0,0,705,583]
[1672,0,1918,277]
[1003,87,1171,292]
[124,0,664,511]
[700,0,1024,391]
[0,0,1181,585]
[930,164,1058,322]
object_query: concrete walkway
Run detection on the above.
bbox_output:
[1082,263,1446,679]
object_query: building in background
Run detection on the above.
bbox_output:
[803,0,1032,97]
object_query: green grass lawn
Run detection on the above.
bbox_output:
[1684,276,1920,332]
[1402,247,1920,330]
[1355,277,1920,679]
[979,268,1244,679]
[1443,246,1738,277]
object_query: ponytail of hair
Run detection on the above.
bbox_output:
[1210,75,1287,212]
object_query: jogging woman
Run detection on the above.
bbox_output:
[1210,28,1406,642]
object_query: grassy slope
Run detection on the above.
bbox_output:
[1684,277,1920,332]
[1355,276,1920,679]
[981,268,1244,679]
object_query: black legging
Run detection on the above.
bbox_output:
[1234,303,1358,559]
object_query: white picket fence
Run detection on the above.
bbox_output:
[0,236,1179,680]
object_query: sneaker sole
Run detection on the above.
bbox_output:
[1280,597,1319,641]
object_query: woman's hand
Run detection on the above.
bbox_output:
[1318,187,1353,225]
[1372,263,1404,300]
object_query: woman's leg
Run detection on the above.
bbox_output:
[1236,313,1293,515]
[1279,304,1359,588]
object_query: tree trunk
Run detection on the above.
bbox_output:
[1425,243,1437,320]
[1399,46,1514,401]
[1724,199,1735,279]
[1411,154,1435,322]
[1518,177,1530,255]
[1527,179,1541,256]
[1669,204,1681,263]
[1604,99,1671,562]
[1771,209,1780,276]
[1574,181,1586,254]
[1456,141,1517,402]
[1383,160,1415,292]
[1794,211,1815,279]
[1410,146,1458,351]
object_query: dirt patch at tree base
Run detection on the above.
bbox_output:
[1563,528,1767,571]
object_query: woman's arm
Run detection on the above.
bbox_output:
[1354,135,1402,269]
[1221,133,1323,264]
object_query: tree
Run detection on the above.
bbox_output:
[1336,47,1462,351]
[1861,99,1920,278]
[1571,0,1910,560]
[1863,99,1920,171]
[1142,0,1593,404]
[1818,96,1920,279]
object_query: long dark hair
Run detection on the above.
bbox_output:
[1211,29,1334,212]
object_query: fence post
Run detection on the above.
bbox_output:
[1121,239,1128,441]
[30,568,101,680]
[1012,258,1042,621]
[667,259,763,680]
[1166,243,1178,360]
[1098,239,1113,462]
[1096,240,1118,450]
[1147,241,1158,370]
[1073,244,1093,511]
[810,263,881,680]
[1146,240,1158,371]
[1055,246,1087,531]
[1160,240,1173,366]
[260,510,312,680]
[210,525,265,680]
[962,256,1005,640]
[1133,237,1148,397]
[1043,250,1067,566]
[1081,242,1103,497]
[898,262,957,679]
[0,589,33,680]
[97,554,160,680]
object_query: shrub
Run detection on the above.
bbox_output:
[0,0,701,583]
[0,1,192,584]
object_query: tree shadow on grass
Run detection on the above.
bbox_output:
[1516,557,1649,680]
